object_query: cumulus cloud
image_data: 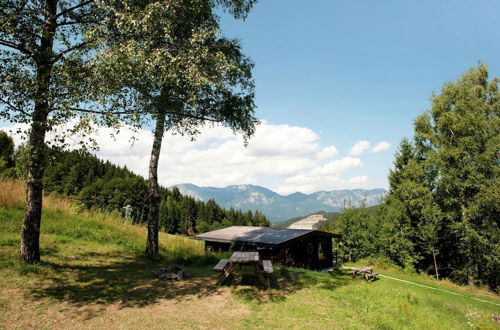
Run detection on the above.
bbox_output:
[348,175,368,184]
[1,120,374,193]
[276,156,364,194]
[316,146,339,160]
[349,140,370,156]
[373,141,391,152]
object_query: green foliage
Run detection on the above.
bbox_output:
[92,0,258,142]
[0,131,14,168]
[0,0,127,137]
[413,64,499,289]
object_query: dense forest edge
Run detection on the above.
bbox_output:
[0,135,270,235]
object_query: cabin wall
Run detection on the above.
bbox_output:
[205,241,231,253]
[203,233,334,270]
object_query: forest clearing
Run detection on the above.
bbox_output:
[1,1,499,329]
[0,181,499,329]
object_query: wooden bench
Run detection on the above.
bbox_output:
[213,259,234,286]
[262,260,273,274]
[364,272,379,281]
[213,259,229,272]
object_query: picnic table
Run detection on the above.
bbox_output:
[213,251,273,289]
[350,266,379,281]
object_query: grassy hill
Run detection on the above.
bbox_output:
[0,180,498,329]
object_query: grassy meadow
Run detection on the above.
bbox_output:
[0,179,498,329]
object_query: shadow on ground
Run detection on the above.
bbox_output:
[27,250,224,311]
[230,266,352,305]
[24,247,353,317]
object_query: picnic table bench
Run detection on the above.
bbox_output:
[213,259,230,272]
[213,252,272,289]
[350,266,379,281]
[364,272,379,281]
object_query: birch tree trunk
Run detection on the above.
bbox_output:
[20,0,56,264]
[145,111,166,257]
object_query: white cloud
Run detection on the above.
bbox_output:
[276,156,364,194]
[373,141,391,152]
[349,140,370,156]
[316,146,339,160]
[1,120,376,193]
[348,175,368,184]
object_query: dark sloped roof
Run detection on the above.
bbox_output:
[195,226,339,246]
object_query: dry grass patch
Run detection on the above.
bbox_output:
[0,277,251,330]
[0,179,25,209]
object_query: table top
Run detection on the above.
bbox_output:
[230,251,259,263]
[356,266,374,272]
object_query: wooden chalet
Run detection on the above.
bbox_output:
[195,226,341,270]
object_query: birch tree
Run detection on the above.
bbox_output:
[96,0,257,257]
[0,0,126,263]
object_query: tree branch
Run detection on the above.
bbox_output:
[67,108,136,115]
[172,113,219,122]
[52,41,91,63]
[56,19,99,27]
[0,98,30,116]
[56,0,94,19]
[0,39,33,57]
[66,108,220,122]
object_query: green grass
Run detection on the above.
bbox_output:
[234,267,499,329]
[0,184,498,329]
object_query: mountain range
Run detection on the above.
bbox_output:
[170,183,387,222]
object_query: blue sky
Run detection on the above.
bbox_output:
[2,0,499,194]
[215,0,500,190]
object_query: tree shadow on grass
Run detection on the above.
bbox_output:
[231,266,353,305]
[26,250,225,313]
[23,246,354,320]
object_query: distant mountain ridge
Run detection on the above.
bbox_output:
[170,183,387,222]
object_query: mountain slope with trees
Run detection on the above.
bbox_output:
[0,141,269,235]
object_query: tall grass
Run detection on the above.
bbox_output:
[0,179,205,265]
[0,178,74,212]
[0,179,25,209]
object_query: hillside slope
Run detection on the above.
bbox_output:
[286,213,327,230]
[172,183,386,221]
[0,180,498,329]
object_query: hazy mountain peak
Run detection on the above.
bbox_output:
[170,183,387,222]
